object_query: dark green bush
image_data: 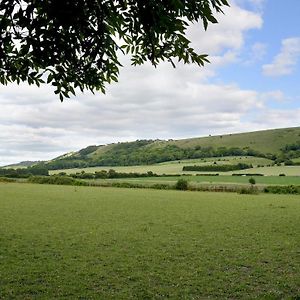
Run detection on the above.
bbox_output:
[264,185,300,194]
[249,178,256,185]
[28,176,88,186]
[175,179,189,190]
[183,163,252,172]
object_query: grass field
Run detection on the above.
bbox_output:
[1,183,299,299]
[231,166,300,176]
[50,163,300,177]
[93,175,300,187]
[167,127,300,154]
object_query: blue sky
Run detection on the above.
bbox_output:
[219,0,300,100]
[0,0,299,165]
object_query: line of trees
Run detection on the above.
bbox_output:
[44,142,268,170]
[182,163,253,172]
[68,169,158,179]
[0,165,49,178]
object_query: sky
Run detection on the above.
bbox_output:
[1,0,300,166]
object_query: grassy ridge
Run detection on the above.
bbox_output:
[44,127,300,170]
[0,183,299,299]
[168,126,300,154]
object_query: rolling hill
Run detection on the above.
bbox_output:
[2,161,41,169]
[43,127,300,170]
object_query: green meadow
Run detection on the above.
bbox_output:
[49,156,294,176]
[1,183,299,299]
[93,175,300,187]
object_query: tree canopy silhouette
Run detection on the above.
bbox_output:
[0,0,229,100]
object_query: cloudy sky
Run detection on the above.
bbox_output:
[1,0,300,166]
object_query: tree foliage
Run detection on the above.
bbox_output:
[0,0,229,100]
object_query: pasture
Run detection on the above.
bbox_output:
[93,175,300,187]
[0,183,299,299]
[49,156,275,175]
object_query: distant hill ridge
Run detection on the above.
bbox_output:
[43,127,300,170]
[3,161,41,169]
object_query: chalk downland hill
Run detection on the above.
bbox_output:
[42,127,300,170]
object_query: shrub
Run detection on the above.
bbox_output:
[28,176,88,186]
[183,163,252,172]
[175,179,189,190]
[239,187,259,195]
[249,178,256,185]
[0,177,16,183]
[279,173,286,176]
[264,185,300,194]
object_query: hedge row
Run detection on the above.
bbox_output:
[183,163,252,172]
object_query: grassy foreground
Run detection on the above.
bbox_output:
[0,183,299,299]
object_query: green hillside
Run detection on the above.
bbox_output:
[169,127,300,153]
[2,161,41,169]
[43,127,300,170]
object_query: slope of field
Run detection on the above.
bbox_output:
[168,126,300,154]
[1,183,299,299]
[43,126,300,170]
[2,161,40,169]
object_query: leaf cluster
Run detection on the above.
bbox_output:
[0,0,229,100]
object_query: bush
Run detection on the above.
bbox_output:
[0,177,16,183]
[28,176,88,186]
[264,185,300,194]
[175,179,188,190]
[279,173,286,176]
[183,163,252,172]
[249,178,256,185]
[239,187,259,195]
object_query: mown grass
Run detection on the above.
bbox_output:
[0,183,299,299]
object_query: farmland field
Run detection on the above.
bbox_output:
[49,156,275,175]
[91,175,300,187]
[1,183,299,299]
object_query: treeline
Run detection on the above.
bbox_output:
[275,141,300,163]
[28,176,87,186]
[68,169,159,179]
[182,163,252,172]
[44,141,268,170]
[264,185,300,194]
[0,165,49,178]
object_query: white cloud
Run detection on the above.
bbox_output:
[244,42,267,65]
[252,108,300,128]
[262,37,300,76]
[188,3,263,55]
[259,90,288,103]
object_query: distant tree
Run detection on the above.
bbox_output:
[175,178,188,191]
[0,0,229,100]
[284,159,294,166]
[249,177,256,185]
